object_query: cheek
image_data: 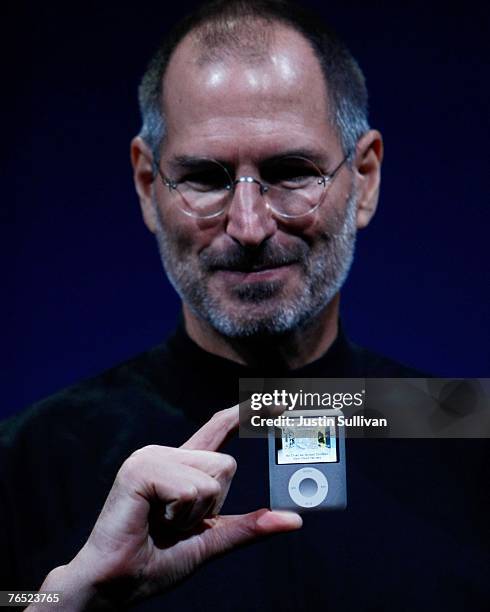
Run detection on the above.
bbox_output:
[312,192,353,235]
[283,210,341,245]
[157,202,221,256]
[278,184,353,242]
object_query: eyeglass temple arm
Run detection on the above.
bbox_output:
[157,167,177,190]
[324,150,353,181]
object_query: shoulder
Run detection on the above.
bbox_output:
[0,343,186,457]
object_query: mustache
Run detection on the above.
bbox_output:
[200,241,309,272]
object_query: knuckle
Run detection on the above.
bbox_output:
[118,454,144,483]
[206,478,222,498]
[209,411,224,427]
[178,483,199,503]
[119,445,167,482]
[211,407,233,426]
[130,444,163,458]
[220,454,238,478]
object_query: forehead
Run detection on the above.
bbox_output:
[161,24,339,160]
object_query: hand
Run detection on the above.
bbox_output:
[35,405,302,610]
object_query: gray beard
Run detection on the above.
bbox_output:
[154,190,357,338]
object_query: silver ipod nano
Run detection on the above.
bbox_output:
[268,409,347,512]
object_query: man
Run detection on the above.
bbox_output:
[1,1,487,610]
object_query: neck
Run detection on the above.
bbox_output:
[182,296,340,370]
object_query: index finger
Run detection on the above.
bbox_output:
[181,405,239,451]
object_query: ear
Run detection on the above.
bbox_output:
[130,136,158,234]
[353,130,383,229]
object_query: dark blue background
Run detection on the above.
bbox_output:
[4,0,489,419]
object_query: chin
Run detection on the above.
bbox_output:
[204,299,317,339]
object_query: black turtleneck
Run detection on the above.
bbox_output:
[141,319,424,424]
[0,324,487,611]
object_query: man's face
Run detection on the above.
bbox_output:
[150,26,359,337]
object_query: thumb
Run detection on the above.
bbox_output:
[200,509,303,559]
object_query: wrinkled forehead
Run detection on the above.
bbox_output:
[161,23,332,138]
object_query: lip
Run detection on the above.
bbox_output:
[215,263,296,282]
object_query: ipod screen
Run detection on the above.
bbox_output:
[276,418,338,465]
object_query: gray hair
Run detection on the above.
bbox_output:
[138,0,370,170]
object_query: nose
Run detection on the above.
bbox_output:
[225,178,277,247]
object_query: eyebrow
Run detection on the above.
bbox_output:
[264,148,330,168]
[168,148,331,170]
[170,155,220,168]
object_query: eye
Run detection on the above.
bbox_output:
[261,158,320,189]
[179,165,230,192]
